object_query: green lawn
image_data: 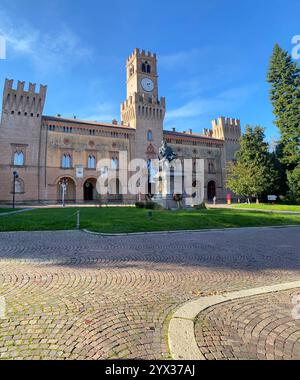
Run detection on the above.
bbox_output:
[0,207,299,233]
[232,204,300,212]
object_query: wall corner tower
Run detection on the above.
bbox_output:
[0,79,47,203]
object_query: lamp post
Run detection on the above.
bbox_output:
[59,178,68,207]
[12,171,19,209]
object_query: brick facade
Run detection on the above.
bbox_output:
[0,49,241,205]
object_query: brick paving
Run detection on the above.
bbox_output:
[195,289,300,360]
[0,227,299,360]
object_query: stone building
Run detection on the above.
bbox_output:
[0,48,241,205]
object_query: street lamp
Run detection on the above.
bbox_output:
[59,178,68,207]
[12,171,19,209]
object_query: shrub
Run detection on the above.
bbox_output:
[145,201,156,210]
[135,202,145,209]
[193,202,207,210]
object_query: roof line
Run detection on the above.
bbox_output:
[163,130,223,142]
[42,116,134,131]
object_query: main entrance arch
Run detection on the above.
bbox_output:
[57,177,76,203]
[207,180,216,201]
[84,178,97,202]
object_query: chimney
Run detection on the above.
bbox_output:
[112,119,118,125]
[172,128,176,132]
[189,129,193,134]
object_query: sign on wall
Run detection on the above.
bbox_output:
[76,166,84,178]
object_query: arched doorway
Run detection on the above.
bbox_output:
[207,181,216,201]
[57,177,76,203]
[84,179,97,202]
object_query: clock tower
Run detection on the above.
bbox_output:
[126,48,158,99]
[121,48,165,164]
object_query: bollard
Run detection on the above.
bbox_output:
[76,211,80,230]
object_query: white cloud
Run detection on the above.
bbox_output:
[78,102,118,123]
[165,84,259,124]
[159,48,213,69]
[166,98,221,120]
[0,9,93,73]
[159,46,221,69]
[217,84,259,100]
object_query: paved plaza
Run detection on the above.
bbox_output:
[0,227,299,360]
[195,289,300,360]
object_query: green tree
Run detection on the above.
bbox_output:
[270,143,288,196]
[227,161,270,200]
[267,44,300,170]
[227,126,279,200]
[287,165,300,204]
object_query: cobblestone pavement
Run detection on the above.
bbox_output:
[195,289,300,360]
[0,227,299,360]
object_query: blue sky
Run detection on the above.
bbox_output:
[0,0,299,143]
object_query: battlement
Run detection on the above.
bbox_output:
[4,79,47,97]
[211,116,242,142]
[121,92,165,110]
[212,116,241,128]
[2,79,47,118]
[203,128,213,137]
[127,48,157,62]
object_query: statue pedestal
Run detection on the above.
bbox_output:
[153,161,184,209]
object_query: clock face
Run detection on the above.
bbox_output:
[141,78,154,92]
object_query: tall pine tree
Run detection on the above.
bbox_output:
[227,126,279,200]
[267,44,300,170]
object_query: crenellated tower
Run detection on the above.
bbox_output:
[1,79,47,120]
[212,116,241,162]
[121,49,165,162]
[0,79,47,203]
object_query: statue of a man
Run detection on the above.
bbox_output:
[159,140,177,163]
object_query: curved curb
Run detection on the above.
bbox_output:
[82,225,300,237]
[168,281,300,360]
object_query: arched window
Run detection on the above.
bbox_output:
[62,154,71,169]
[147,130,153,141]
[88,155,96,169]
[13,151,24,166]
[111,157,119,170]
[142,61,151,73]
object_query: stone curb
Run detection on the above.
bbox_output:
[82,225,300,237]
[168,281,300,360]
